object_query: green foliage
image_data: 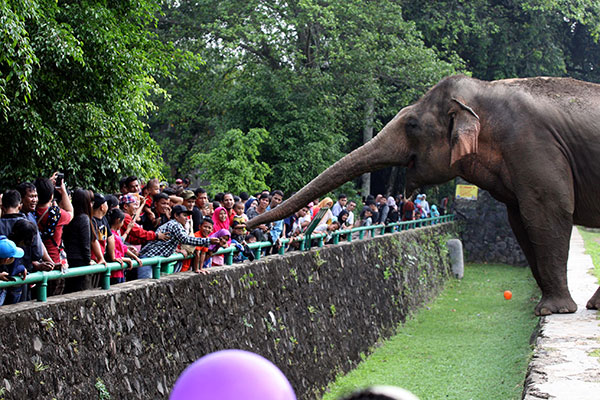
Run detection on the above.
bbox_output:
[578,227,600,283]
[401,0,600,82]
[191,128,271,196]
[95,377,111,400]
[323,264,540,400]
[0,1,198,191]
[152,0,458,194]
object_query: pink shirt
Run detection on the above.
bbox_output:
[111,230,128,278]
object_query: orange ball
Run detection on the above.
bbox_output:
[503,290,512,300]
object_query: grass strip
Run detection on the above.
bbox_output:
[577,227,600,283]
[323,263,539,400]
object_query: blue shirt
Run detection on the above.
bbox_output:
[266,206,284,242]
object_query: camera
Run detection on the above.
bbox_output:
[56,173,64,187]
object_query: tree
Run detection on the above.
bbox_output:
[400,0,600,82]
[152,0,460,195]
[191,128,271,196]
[0,0,196,191]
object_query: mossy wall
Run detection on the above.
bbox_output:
[0,223,456,400]
[454,189,527,266]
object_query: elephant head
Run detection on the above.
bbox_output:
[247,75,481,228]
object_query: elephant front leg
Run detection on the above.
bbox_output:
[510,204,577,315]
[586,287,600,310]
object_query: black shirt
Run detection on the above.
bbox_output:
[63,214,96,262]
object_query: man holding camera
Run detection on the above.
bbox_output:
[34,172,73,296]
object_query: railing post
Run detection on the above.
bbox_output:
[102,265,111,290]
[38,275,48,302]
[225,249,233,265]
[332,233,339,245]
[153,260,161,279]
[359,230,365,240]
[347,231,352,242]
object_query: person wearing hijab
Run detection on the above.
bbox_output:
[209,228,231,267]
[385,196,400,227]
[244,198,257,214]
[212,206,231,232]
[315,197,334,226]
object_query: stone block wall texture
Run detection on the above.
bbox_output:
[454,188,527,266]
[0,224,456,400]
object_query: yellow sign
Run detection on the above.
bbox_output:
[455,184,478,200]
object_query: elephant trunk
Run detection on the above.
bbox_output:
[247,130,402,229]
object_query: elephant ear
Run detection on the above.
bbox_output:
[450,98,480,166]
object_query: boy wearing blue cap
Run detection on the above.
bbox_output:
[0,235,26,305]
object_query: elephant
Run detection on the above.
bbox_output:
[247,74,600,316]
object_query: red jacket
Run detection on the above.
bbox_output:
[120,213,156,245]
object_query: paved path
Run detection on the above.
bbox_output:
[523,227,600,400]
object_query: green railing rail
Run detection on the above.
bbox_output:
[0,214,454,302]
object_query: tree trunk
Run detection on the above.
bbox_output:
[386,166,398,196]
[361,96,375,199]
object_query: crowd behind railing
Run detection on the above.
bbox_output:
[0,174,452,304]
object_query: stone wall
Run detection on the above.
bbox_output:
[454,188,527,266]
[0,224,456,400]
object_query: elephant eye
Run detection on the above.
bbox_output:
[405,117,419,136]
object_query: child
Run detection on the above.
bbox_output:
[107,208,142,284]
[0,234,26,305]
[193,217,214,274]
[360,206,373,227]
[230,221,254,262]
[232,201,248,225]
[209,229,231,267]
[141,178,161,225]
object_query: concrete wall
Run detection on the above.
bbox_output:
[454,188,527,266]
[0,224,456,400]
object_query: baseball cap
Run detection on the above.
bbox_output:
[181,190,196,200]
[175,178,183,184]
[119,194,137,206]
[93,193,106,209]
[0,235,24,259]
[172,205,192,215]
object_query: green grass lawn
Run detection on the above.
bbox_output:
[322,264,540,400]
[578,227,600,283]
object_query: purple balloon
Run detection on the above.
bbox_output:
[170,349,296,400]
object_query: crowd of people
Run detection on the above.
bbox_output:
[0,173,447,305]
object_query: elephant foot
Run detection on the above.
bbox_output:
[585,286,600,310]
[535,295,577,316]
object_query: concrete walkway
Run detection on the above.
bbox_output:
[523,227,600,400]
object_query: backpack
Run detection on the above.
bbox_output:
[386,208,399,224]
[37,206,61,243]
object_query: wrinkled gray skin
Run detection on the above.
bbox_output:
[248,75,600,315]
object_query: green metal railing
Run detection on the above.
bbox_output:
[0,214,454,302]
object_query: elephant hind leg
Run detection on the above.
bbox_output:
[586,287,600,310]
[506,205,577,316]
